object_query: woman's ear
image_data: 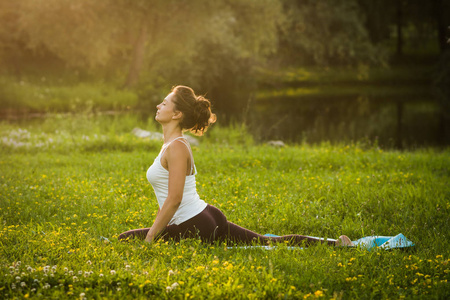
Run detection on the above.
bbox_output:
[172,110,183,120]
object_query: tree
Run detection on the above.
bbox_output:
[5,0,281,92]
[0,1,33,78]
[358,0,450,58]
[15,0,120,69]
[277,0,386,67]
[431,0,450,53]
[181,0,283,117]
[357,0,394,45]
[117,0,217,88]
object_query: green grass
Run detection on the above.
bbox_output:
[1,115,449,299]
[256,64,433,100]
[0,77,138,113]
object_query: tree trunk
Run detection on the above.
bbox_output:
[396,0,404,57]
[396,101,404,149]
[433,0,448,53]
[123,20,148,88]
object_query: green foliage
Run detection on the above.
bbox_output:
[0,0,285,117]
[0,0,445,122]
[277,0,388,66]
[0,116,449,299]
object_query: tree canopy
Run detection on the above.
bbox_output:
[0,0,447,117]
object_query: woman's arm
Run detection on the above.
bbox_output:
[145,141,189,243]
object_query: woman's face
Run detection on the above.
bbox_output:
[155,92,178,124]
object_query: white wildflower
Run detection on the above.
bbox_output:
[166,282,179,292]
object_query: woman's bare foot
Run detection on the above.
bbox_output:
[336,235,354,247]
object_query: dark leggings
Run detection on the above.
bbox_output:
[118,205,335,246]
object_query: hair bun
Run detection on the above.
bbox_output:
[196,96,211,109]
[171,85,216,136]
[192,96,216,134]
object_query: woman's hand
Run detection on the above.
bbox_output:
[144,229,155,243]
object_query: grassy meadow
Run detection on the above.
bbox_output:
[0,115,449,299]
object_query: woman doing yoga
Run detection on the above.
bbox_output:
[118,85,354,247]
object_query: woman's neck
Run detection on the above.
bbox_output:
[162,124,183,144]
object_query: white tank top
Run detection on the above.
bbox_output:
[146,137,207,225]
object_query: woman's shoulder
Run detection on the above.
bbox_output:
[165,139,191,158]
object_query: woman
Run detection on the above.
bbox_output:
[118,85,354,247]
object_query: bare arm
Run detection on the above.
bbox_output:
[145,142,189,243]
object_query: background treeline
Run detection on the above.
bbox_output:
[0,0,449,144]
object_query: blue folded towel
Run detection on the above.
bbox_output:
[352,233,414,250]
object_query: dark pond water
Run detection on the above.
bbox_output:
[247,95,443,148]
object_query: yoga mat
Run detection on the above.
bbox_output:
[228,233,415,250]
